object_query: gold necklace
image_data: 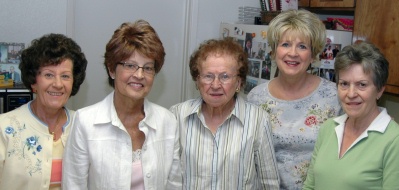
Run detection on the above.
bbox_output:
[32,102,63,141]
[50,119,61,141]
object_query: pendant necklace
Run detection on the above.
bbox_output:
[32,103,62,141]
[50,116,62,141]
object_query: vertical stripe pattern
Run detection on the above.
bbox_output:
[170,96,280,190]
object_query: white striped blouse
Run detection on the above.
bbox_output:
[169,96,280,190]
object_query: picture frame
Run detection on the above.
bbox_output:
[0,42,24,65]
[0,42,25,86]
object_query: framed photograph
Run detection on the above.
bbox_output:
[223,33,276,98]
[0,42,24,64]
[248,59,261,78]
[319,43,342,69]
[313,43,342,82]
[244,33,254,58]
[318,68,335,82]
[261,59,272,80]
[0,42,25,85]
[252,41,268,60]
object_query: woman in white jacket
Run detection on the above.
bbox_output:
[62,20,181,190]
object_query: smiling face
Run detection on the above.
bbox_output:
[275,30,313,77]
[109,51,155,103]
[196,54,241,109]
[337,64,384,120]
[31,59,74,110]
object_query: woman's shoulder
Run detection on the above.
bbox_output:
[322,117,339,126]
[235,96,269,120]
[312,77,339,100]
[247,81,270,104]
[170,98,201,111]
[239,96,264,109]
[145,99,174,116]
[318,77,338,90]
[76,93,113,114]
[318,117,339,135]
[248,81,269,95]
[386,119,399,136]
[0,103,30,121]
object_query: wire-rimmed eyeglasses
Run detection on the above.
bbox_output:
[198,73,238,84]
[117,62,155,75]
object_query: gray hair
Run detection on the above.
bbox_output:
[334,41,389,91]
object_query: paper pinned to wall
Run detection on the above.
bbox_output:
[280,0,298,11]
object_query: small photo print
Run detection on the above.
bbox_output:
[318,68,336,82]
[244,33,254,58]
[248,60,261,78]
[0,63,22,84]
[252,41,268,60]
[261,59,271,80]
[320,59,335,70]
[317,43,342,80]
[319,44,341,60]
[0,42,24,64]
[244,77,258,94]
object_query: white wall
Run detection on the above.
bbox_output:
[70,0,260,109]
[3,1,399,120]
[0,0,263,110]
[185,0,260,100]
[69,0,188,109]
[0,1,68,51]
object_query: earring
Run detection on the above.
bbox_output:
[236,87,240,92]
[111,76,115,79]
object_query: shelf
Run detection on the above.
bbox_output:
[299,7,355,15]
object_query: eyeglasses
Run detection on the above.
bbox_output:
[117,62,155,75]
[198,73,238,84]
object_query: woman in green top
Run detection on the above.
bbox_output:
[303,41,399,189]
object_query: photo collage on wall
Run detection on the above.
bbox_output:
[221,25,274,96]
[0,42,25,85]
[241,32,272,94]
[311,41,342,83]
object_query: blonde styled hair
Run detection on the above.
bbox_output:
[267,9,326,60]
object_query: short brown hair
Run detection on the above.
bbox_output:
[104,19,165,87]
[189,37,248,88]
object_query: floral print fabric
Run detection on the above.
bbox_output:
[0,102,72,190]
[247,78,342,190]
[5,123,43,176]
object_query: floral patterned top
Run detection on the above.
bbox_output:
[247,78,342,190]
[0,101,73,190]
